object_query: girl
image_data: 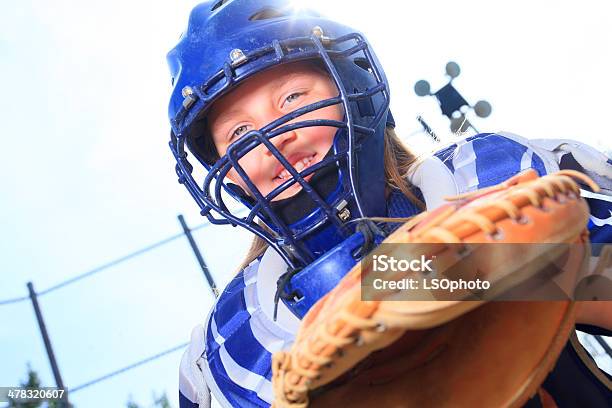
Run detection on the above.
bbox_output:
[167,1,612,407]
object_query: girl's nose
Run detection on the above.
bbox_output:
[264,129,298,157]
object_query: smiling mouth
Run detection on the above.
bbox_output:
[274,153,317,181]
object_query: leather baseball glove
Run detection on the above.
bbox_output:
[272,169,598,408]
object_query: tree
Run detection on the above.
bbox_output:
[126,392,172,408]
[8,364,42,408]
[9,364,170,408]
[8,365,71,408]
[153,393,172,408]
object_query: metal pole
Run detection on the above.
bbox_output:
[416,115,439,142]
[27,282,69,405]
[178,214,219,297]
[593,335,612,358]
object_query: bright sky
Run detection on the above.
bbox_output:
[1,1,611,407]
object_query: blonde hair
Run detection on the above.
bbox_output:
[236,127,423,270]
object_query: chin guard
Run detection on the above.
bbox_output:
[274,220,385,319]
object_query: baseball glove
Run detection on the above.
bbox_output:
[271,169,598,408]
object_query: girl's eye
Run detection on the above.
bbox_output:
[284,92,303,105]
[232,125,249,139]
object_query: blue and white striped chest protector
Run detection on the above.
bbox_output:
[179,132,612,408]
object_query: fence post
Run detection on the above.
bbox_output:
[27,282,70,406]
[178,214,219,298]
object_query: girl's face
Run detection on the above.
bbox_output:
[208,61,342,201]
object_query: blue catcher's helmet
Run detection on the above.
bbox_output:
[167,0,392,275]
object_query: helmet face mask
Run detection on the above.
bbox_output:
[168,0,391,269]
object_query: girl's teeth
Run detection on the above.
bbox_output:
[277,156,314,180]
